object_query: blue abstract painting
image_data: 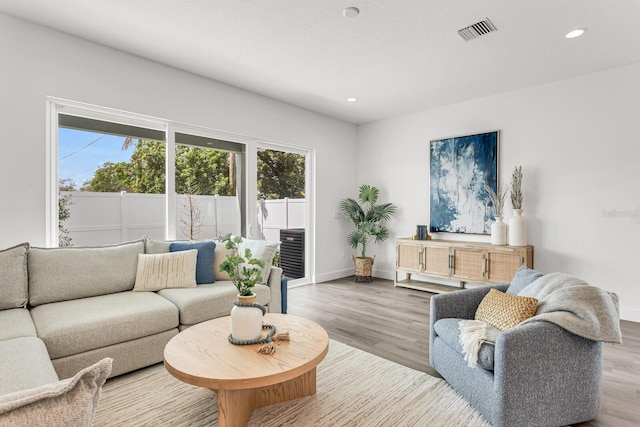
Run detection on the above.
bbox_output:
[429,131,499,234]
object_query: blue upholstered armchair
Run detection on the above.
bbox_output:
[428,267,619,427]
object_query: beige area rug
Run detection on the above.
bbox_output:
[94,340,489,426]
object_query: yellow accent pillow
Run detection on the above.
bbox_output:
[475,288,538,331]
[133,250,197,292]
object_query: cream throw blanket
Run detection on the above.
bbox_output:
[459,272,622,368]
[458,320,500,368]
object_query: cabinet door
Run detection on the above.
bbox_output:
[396,242,423,273]
[423,246,451,277]
[451,247,484,281]
[485,248,525,283]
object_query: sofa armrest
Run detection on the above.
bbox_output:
[493,321,602,426]
[266,266,282,314]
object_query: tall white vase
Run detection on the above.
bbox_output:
[490,216,507,245]
[508,209,528,246]
[230,294,264,341]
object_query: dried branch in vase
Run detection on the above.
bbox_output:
[484,183,508,217]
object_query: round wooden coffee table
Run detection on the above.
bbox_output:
[164,313,329,427]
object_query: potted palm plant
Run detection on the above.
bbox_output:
[339,184,397,282]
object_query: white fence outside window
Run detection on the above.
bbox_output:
[60,192,305,246]
[258,198,305,241]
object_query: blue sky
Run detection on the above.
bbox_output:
[58,128,134,187]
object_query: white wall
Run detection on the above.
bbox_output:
[0,13,357,283]
[358,63,640,322]
[3,13,638,320]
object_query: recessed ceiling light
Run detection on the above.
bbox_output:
[565,28,587,39]
[343,7,360,18]
[346,97,358,103]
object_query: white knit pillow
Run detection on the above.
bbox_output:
[133,250,197,292]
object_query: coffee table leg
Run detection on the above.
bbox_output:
[254,367,317,407]
[217,368,317,427]
[218,388,255,427]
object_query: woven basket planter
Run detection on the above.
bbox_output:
[353,256,374,283]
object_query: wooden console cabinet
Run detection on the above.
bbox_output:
[395,238,533,293]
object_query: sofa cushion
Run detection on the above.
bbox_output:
[475,288,538,331]
[433,318,496,371]
[213,244,233,281]
[157,281,270,326]
[238,238,280,283]
[28,240,145,306]
[0,357,111,426]
[133,251,198,292]
[0,242,29,310]
[0,308,37,341]
[170,240,216,284]
[0,337,59,395]
[30,292,178,359]
[506,265,544,295]
[144,237,173,254]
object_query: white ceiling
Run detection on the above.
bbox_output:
[1,0,640,124]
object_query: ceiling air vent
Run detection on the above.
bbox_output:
[458,18,497,41]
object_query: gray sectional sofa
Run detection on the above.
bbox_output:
[0,238,282,396]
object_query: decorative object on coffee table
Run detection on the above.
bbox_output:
[339,184,397,282]
[218,234,267,342]
[508,166,528,246]
[484,183,508,245]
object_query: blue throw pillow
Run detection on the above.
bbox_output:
[169,240,216,284]
[506,265,544,295]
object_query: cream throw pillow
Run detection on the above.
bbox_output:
[133,250,197,292]
[0,357,112,426]
[238,238,280,283]
[213,244,233,281]
[475,288,538,331]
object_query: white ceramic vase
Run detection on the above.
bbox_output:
[230,294,263,341]
[490,216,507,245]
[508,209,528,246]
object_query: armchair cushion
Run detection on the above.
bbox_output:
[506,266,544,295]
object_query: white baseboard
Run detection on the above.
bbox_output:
[314,268,354,284]
[372,269,394,281]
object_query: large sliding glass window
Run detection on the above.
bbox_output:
[49,99,314,284]
[50,103,247,247]
[57,114,167,246]
[174,133,246,240]
[256,145,311,286]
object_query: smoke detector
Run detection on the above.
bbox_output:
[458,18,497,41]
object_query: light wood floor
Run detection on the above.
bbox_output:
[287,277,640,427]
